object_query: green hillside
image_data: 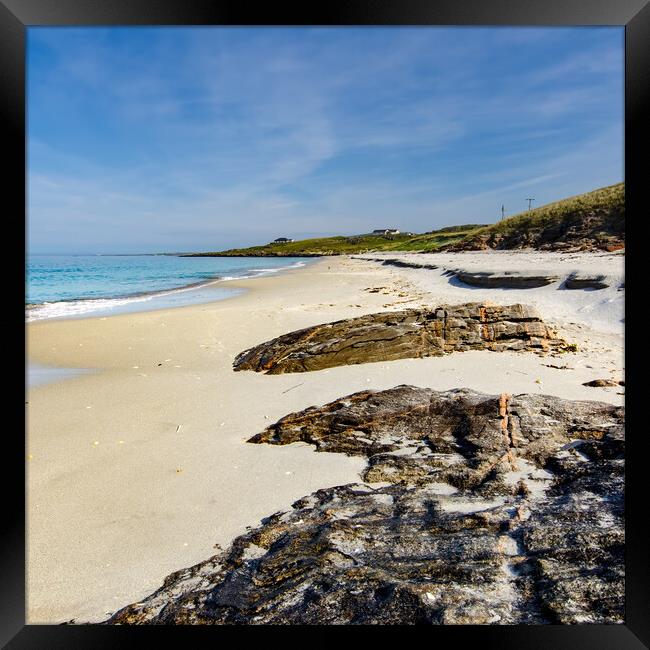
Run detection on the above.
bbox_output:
[182,183,624,257]
[444,183,624,252]
[183,225,485,257]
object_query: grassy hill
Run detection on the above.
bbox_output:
[182,183,624,257]
[444,183,625,252]
[183,225,486,257]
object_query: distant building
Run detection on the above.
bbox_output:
[272,237,294,243]
[372,229,400,235]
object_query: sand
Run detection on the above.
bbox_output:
[356,250,624,333]
[26,253,624,623]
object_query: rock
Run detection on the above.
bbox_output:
[563,272,609,290]
[380,258,439,270]
[453,271,559,289]
[104,387,624,625]
[367,260,613,292]
[233,304,570,374]
[583,379,624,388]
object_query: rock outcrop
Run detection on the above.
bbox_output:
[364,257,440,270]
[233,304,570,374]
[453,271,559,289]
[105,387,624,625]
[362,258,615,293]
[563,272,609,290]
[583,379,624,388]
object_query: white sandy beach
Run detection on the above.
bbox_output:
[26,252,624,624]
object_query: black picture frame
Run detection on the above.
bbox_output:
[6,0,648,646]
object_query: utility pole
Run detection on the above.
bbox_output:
[501,204,505,221]
[526,198,535,211]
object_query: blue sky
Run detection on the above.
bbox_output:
[27,27,624,254]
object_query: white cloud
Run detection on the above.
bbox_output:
[27,27,624,252]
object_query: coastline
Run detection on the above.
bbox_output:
[27,256,314,322]
[26,254,624,623]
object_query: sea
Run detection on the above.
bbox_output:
[26,254,313,321]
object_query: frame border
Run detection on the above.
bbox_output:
[7,1,648,646]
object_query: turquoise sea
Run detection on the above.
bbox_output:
[26,254,312,321]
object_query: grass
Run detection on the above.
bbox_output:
[183,183,624,257]
[445,183,624,250]
[184,225,485,257]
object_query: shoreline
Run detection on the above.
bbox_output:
[26,256,316,323]
[26,362,95,389]
[26,254,624,623]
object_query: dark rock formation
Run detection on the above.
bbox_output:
[366,257,440,270]
[453,271,559,289]
[583,379,624,388]
[105,387,624,625]
[233,304,570,374]
[362,259,618,294]
[563,272,609,290]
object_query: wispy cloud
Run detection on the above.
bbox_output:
[27,26,623,253]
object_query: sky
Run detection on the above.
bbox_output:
[27,27,624,254]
